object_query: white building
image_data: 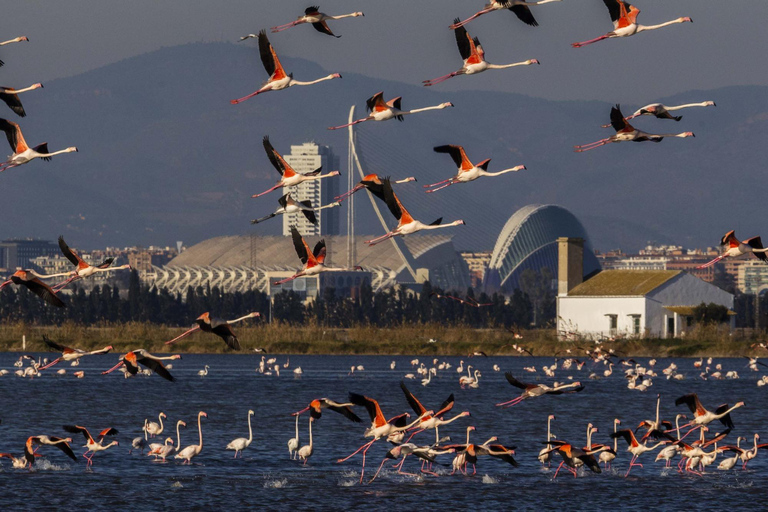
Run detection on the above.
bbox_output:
[282,142,340,236]
[556,238,734,340]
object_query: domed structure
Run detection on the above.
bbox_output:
[484,204,600,293]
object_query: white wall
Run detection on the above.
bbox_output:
[558,296,646,340]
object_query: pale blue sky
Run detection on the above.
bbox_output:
[3,0,766,101]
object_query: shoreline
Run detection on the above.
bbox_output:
[0,322,763,358]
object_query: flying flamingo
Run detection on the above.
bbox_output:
[364,178,465,246]
[251,136,340,198]
[268,6,364,37]
[450,1,563,29]
[572,0,692,48]
[292,397,362,422]
[328,91,453,130]
[603,101,716,125]
[165,311,260,350]
[0,269,66,307]
[697,231,768,269]
[0,118,77,172]
[424,21,538,87]
[144,412,167,438]
[0,36,29,67]
[425,145,526,192]
[496,373,584,407]
[368,442,446,482]
[674,393,745,430]
[0,83,42,117]
[63,425,119,468]
[102,350,181,381]
[574,105,694,152]
[273,225,362,285]
[0,452,34,468]
[226,410,255,458]
[175,411,207,464]
[541,441,604,478]
[24,436,77,468]
[251,193,340,225]
[297,417,314,464]
[37,335,113,370]
[231,31,341,104]
[335,174,416,203]
[611,428,669,476]
[337,393,431,483]
[400,382,468,444]
[51,236,131,291]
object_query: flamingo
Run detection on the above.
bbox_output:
[655,414,687,467]
[297,416,314,464]
[442,438,518,476]
[573,0,691,48]
[197,365,210,377]
[0,36,29,67]
[364,178,465,246]
[401,382,468,444]
[102,350,181,381]
[424,145,526,192]
[288,414,300,459]
[38,335,113,370]
[231,31,341,104]
[600,418,621,469]
[148,437,175,462]
[496,373,584,407]
[268,6,364,37]
[226,410,255,458]
[0,452,34,469]
[293,398,362,423]
[0,118,77,172]
[165,311,260,350]
[739,433,761,469]
[335,174,416,203]
[0,269,66,307]
[450,0,563,29]
[251,193,340,225]
[717,436,745,471]
[130,420,148,454]
[63,425,119,468]
[424,21,538,87]
[23,436,77,468]
[251,136,340,198]
[0,83,42,117]
[328,91,453,130]
[538,414,557,466]
[697,231,768,269]
[175,411,207,464]
[604,101,716,125]
[611,429,667,476]
[273,225,362,285]
[148,420,185,459]
[337,393,431,483]
[144,412,167,438]
[49,236,130,291]
[674,393,745,430]
[574,105,694,152]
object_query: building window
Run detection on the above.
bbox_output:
[632,315,641,335]
[606,314,618,336]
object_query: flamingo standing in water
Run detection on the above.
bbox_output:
[251,193,340,225]
[24,435,77,467]
[38,335,113,370]
[165,311,260,350]
[574,105,694,152]
[175,411,207,464]
[0,118,77,172]
[226,410,255,458]
[335,174,416,202]
[328,91,453,130]
[538,414,557,466]
[424,21,538,87]
[63,425,119,468]
[337,393,432,483]
[102,350,181,381]
[297,417,314,464]
[572,0,692,48]
[0,36,29,67]
[364,178,465,246]
[425,145,526,192]
[144,412,167,438]
[268,6,364,37]
[252,136,341,198]
[451,0,563,29]
[0,83,42,117]
[231,31,341,104]
[51,236,131,291]
[273,226,362,285]
[288,414,300,459]
[0,269,66,307]
[697,231,768,269]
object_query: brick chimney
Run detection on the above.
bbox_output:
[558,237,583,296]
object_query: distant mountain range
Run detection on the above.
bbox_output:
[1,42,766,253]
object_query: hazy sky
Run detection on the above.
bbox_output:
[3,0,767,102]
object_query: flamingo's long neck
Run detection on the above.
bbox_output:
[197,414,204,449]
[93,265,131,273]
[655,396,661,426]
[36,148,76,157]
[176,421,183,447]
[0,38,25,46]
[637,19,686,32]
[10,85,40,94]
[613,422,618,452]
[546,418,552,442]
[665,102,713,111]
[143,420,148,441]
[465,428,473,445]
[486,61,536,70]
[479,166,524,177]
[587,426,593,450]
[247,413,253,444]
[228,313,254,325]
[294,414,300,445]
[327,13,360,20]
[307,419,313,450]
[401,104,450,116]
[290,75,337,86]
[420,221,464,231]
[158,414,164,433]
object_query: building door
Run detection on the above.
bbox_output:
[667,316,675,338]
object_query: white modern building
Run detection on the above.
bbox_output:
[556,238,734,340]
[282,142,340,236]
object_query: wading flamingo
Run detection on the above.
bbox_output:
[0,118,77,172]
[297,417,314,464]
[175,411,207,464]
[63,425,119,468]
[231,31,341,104]
[611,429,667,477]
[288,414,300,459]
[425,145,525,192]
[226,410,255,458]
[328,91,453,130]
[268,6,364,37]
[145,412,167,438]
[24,436,77,467]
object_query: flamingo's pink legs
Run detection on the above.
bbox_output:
[625,455,643,477]
[572,34,611,48]
[335,185,364,202]
[251,183,283,198]
[165,326,200,346]
[425,181,457,193]
[102,360,125,375]
[0,163,18,173]
[697,255,725,269]
[574,139,613,152]
[365,232,396,246]
[231,88,268,105]
[271,20,304,33]
[52,275,79,292]
[272,273,302,286]
[449,8,493,29]
[423,72,460,86]
[328,118,369,131]
[38,357,62,371]
[495,396,525,407]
